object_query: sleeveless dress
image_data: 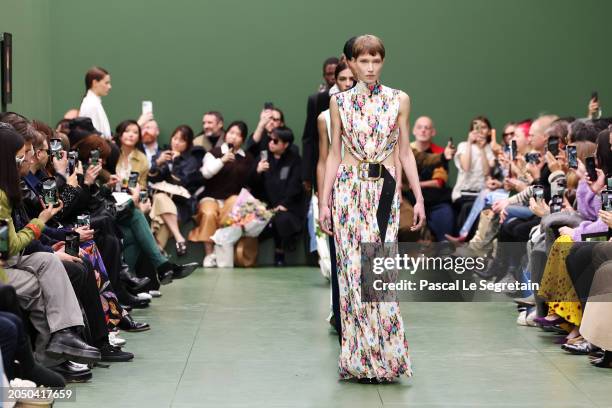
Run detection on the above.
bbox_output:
[332,80,412,380]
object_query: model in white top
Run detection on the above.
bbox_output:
[79,66,112,139]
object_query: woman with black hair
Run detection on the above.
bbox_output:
[190,120,255,267]
[0,123,102,380]
[148,125,205,255]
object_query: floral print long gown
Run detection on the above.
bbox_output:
[332,81,412,380]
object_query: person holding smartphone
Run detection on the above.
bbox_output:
[190,121,256,267]
[148,125,205,256]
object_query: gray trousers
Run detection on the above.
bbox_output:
[5,252,83,366]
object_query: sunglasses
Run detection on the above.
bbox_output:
[269,138,280,144]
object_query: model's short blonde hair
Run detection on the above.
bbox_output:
[352,34,385,60]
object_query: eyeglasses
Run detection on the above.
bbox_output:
[503,132,515,137]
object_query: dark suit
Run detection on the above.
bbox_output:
[301,90,330,192]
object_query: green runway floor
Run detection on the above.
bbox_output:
[63,266,612,407]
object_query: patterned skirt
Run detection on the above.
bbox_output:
[331,164,412,380]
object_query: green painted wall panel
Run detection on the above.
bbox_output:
[0,0,51,121]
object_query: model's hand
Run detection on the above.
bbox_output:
[411,200,426,231]
[319,204,333,236]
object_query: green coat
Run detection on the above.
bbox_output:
[0,189,46,282]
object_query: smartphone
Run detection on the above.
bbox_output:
[607,177,612,190]
[547,137,559,156]
[42,178,60,208]
[510,140,517,161]
[602,190,612,211]
[68,151,79,174]
[76,214,90,227]
[0,219,9,261]
[142,100,153,115]
[264,102,274,110]
[563,145,577,169]
[50,138,63,160]
[448,137,454,148]
[162,144,170,151]
[90,148,100,166]
[227,143,234,150]
[585,156,598,181]
[128,171,139,189]
[525,152,541,165]
[139,190,148,203]
[591,91,599,102]
[550,195,563,213]
[65,231,80,257]
[260,150,268,161]
[533,185,545,202]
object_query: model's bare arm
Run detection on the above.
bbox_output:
[319,96,343,235]
[397,92,425,230]
[316,113,329,198]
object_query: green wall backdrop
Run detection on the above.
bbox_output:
[0,0,51,121]
[2,0,612,147]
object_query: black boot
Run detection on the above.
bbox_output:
[46,328,101,364]
[120,264,151,293]
[16,337,65,387]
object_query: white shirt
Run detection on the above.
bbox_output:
[143,142,159,167]
[452,142,494,201]
[201,143,246,179]
[79,90,111,138]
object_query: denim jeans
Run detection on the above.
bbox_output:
[459,189,508,236]
[427,203,455,241]
[503,205,534,225]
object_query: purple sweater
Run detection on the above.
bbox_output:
[572,180,607,241]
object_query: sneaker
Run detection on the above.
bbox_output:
[149,290,162,298]
[203,254,217,268]
[109,331,126,347]
[136,292,153,301]
[526,309,538,327]
[516,310,527,326]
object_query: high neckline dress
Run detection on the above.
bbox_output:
[332,80,412,380]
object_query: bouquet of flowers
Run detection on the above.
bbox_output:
[211,189,275,248]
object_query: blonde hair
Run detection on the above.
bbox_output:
[352,34,386,60]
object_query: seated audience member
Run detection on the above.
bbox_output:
[0,123,99,381]
[403,116,455,241]
[0,283,65,387]
[148,125,205,254]
[193,111,225,151]
[252,127,304,266]
[112,121,198,283]
[451,116,496,233]
[140,117,162,167]
[246,106,286,156]
[189,121,255,267]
